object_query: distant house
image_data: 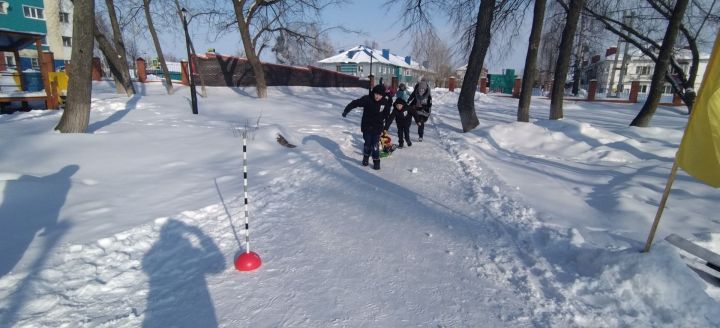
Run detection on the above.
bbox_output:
[577,47,710,97]
[0,0,74,71]
[317,45,433,86]
[454,64,488,88]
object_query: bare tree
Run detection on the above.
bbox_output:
[518,0,547,122]
[584,0,719,124]
[549,0,585,120]
[411,32,454,88]
[394,0,529,132]
[143,0,174,93]
[223,0,341,98]
[94,0,136,96]
[56,0,95,133]
[538,2,567,88]
[272,23,336,66]
[630,0,691,126]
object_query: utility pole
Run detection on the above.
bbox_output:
[181,8,198,115]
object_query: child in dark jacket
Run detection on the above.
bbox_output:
[408,81,432,141]
[384,98,414,148]
[342,84,392,170]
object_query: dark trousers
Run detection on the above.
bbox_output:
[397,126,410,146]
[417,122,425,138]
[362,131,381,159]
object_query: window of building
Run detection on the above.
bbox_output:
[663,85,673,94]
[635,66,651,75]
[23,5,44,20]
[30,57,39,69]
[60,12,70,23]
[62,36,72,47]
[0,1,9,14]
[4,55,15,68]
[641,85,648,93]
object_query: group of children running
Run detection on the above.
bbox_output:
[341,80,433,170]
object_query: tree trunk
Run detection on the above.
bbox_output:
[55,0,94,133]
[457,0,496,132]
[104,0,135,96]
[232,1,268,99]
[94,22,133,93]
[631,0,690,127]
[143,0,173,94]
[549,0,584,120]
[517,0,546,122]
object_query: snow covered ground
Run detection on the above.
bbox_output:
[1,82,719,327]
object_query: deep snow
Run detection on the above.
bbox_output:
[0,82,719,327]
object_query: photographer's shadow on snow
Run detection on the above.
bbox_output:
[0,165,78,278]
[142,219,226,328]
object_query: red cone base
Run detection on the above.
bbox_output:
[235,251,262,271]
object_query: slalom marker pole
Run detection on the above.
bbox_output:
[242,131,250,253]
[234,128,262,271]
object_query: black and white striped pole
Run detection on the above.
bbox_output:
[234,130,262,271]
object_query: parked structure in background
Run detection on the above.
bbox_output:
[454,64,488,89]
[317,45,433,86]
[0,0,74,71]
[147,58,183,81]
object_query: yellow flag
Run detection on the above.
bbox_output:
[677,33,720,187]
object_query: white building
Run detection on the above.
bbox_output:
[42,0,74,66]
[583,47,710,98]
[6,0,74,70]
[316,45,432,86]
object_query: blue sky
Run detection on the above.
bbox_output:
[156,1,530,72]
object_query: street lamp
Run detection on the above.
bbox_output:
[369,48,374,91]
[181,8,198,115]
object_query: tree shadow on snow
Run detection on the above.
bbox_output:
[0,165,77,325]
[142,219,226,328]
[87,94,142,133]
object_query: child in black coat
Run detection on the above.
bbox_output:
[342,84,392,170]
[384,98,414,148]
[408,81,432,141]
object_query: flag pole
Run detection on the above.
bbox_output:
[643,160,680,252]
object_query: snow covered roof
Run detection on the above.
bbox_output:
[318,45,431,72]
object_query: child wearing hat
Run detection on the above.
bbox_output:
[384,97,414,148]
[342,84,392,170]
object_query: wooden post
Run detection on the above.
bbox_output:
[587,80,597,101]
[41,51,58,109]
[0,54,5,71]
[448,77,456,92]
[180,60,189,86]
[13,50,24,90]
[629,81,641,103]
[643,161,679,252]
[92,57,103,81]
[136,57,147,83]
[35,38,55,109]
[391,76,398,93]
[512,78,521,98]
[480,77,487,93]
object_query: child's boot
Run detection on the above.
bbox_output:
[362,155,369,166]
[373,159,380,170]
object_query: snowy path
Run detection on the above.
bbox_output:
[2,85,719,327]
[0,101,544,327]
